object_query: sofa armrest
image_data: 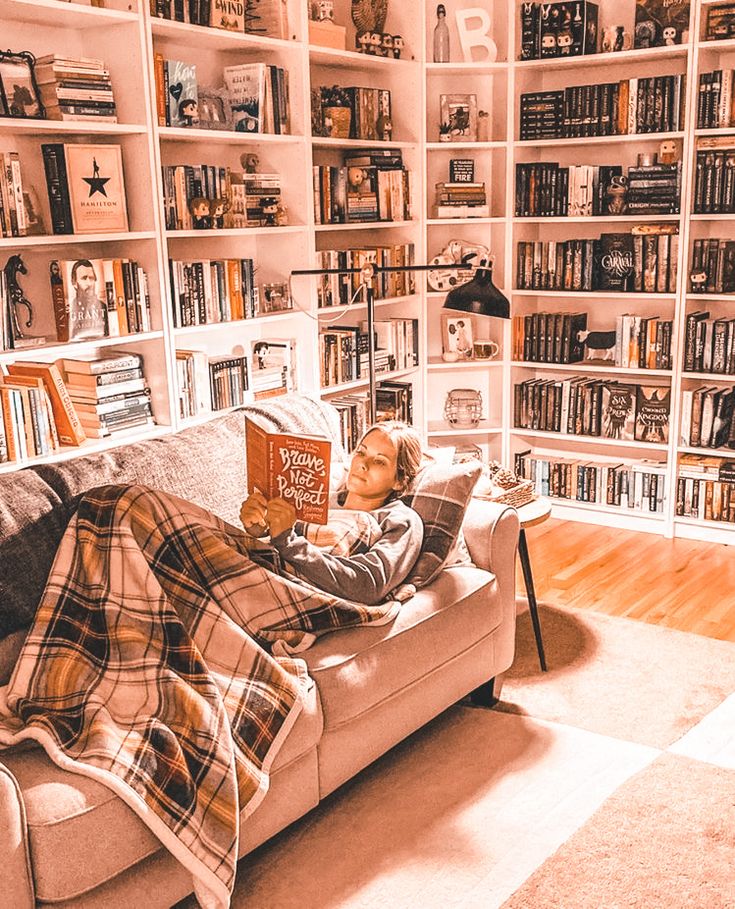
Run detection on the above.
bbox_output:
[462,499,520,667]
[0,758,34,909]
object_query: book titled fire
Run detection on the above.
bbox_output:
[245,415,332,525]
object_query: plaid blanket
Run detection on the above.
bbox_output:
[0,484,401,908]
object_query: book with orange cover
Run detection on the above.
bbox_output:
[7,360,86,445]
[245,414,331,525]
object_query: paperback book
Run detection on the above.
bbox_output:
[244,414,332,525]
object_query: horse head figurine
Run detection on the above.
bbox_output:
[4,254,33,340]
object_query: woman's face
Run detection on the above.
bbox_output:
[347,430,399,501]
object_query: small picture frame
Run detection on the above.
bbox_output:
[441,313,475,359]
[0,51,44,119]
[197,87,233,131]
[439,93,477,142]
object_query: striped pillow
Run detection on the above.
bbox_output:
[401,460,482,588]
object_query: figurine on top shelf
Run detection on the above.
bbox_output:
[351,0,403,56]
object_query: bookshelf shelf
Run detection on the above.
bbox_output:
[695,128,735,137]
[678,445,735,456]
[690,214,735,221]
[317,295,418,315]
[697,38,735,51]
[514,45,687,70]
[427,358,503,370]
[0,119,147,136]
[510,361,673,378]
[426,217,504,225]
[0,231,158,248]
[512,215,681,224]
[512,290,677,301]
[311,138,418,149]
[0,332,165,366]
[550,498,667,526]
[681,372,735,381]
[165,227,303,239]
[510,429,669,451]
[427,421,502,436]
[514,132,685,148]
[149,18,297,52]
[308,47,418,69]
[0,0,138,26]
[158,128,305,145]
[685,294,735,302]
[425,141,506,150]
[314,221,416,232]
[320,366,419,396]
[172,312,300,335]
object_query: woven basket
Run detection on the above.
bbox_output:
[476,479,536,509]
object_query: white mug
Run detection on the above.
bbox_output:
[473,338,500,360]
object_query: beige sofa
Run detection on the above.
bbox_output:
[0,397,519,908]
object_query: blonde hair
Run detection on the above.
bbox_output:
[356,421,424,497]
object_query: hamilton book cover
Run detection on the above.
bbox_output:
[245,414,332,524]
[64,143,129,234]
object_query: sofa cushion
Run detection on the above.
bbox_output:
[34,411,249,527]
[401,460,482,588]
[0,680,322,903]
[303,565,498,730]
[0,471,68,641]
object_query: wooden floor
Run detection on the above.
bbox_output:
[518,517,735,643]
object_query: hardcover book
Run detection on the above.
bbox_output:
[601,382,636,440]
[6,360,86,445]
[596,233,635,291]
[165,60,199,127]
[224,63,265,133]
[50,258,108,342]
[62,143,129,234]
[244,414,332,525]
[635,384,671,443]
[210,0,245,30]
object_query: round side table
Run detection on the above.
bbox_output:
[515,498,552,672]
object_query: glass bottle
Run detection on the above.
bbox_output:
[433,4,450,63]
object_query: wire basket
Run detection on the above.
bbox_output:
[476,479,536,509]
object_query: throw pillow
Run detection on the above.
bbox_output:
[401,460,482,588]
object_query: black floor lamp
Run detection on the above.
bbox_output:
[291,257,510,424]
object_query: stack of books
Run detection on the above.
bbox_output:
[626,162,681,215]
[434,180,488,218]
[249,337,295,400]
[61,351,154,438]
[35,55,117,123]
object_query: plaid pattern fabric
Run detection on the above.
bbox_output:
[401,461,482,588]
[0,485,399,908]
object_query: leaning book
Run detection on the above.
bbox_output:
[245,414,331,525]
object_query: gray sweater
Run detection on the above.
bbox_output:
[270,499,423,605]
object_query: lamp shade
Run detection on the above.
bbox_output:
[442,261,510,319]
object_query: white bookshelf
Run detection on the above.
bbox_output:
[0,0,733,542]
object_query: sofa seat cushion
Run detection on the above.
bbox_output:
[304,566,498,731]
[0,682,322,902]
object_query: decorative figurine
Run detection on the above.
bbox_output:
[241,152,259,173]
[4,254,34,342]
[351,0,389,40]
[392,35,404,58]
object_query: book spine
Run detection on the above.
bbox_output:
[41,143,74,234]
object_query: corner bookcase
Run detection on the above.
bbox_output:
[1,0,733,546]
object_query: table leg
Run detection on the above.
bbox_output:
[518,528,547,672]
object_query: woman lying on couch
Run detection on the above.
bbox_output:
[0,420,426,909]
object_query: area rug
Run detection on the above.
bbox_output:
[500,752,735,909]
[497,603,735,748]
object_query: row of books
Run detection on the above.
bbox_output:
[704,2,735,41]
[690,238,735,295]
[169,258,258,327]
[161,165,284,230]
[684,312,735,374]
[313,155,411,225]
[676,476,735,523]
[513,378,671,443]
[515,230,679,294]
[680,385,735,450]
[0,151,28,238]
[693,149,735,214]
[314,86,392,142]
[50,257,151,344]
[325,381,414,431]
[315,245,416,307]
[0,372,59,462]
[511,311,673,370]
[154,58,290,134]
[36,54,117,123]
[515,162,681,218]
[319,318,418,388]
[518,0,599,61]
[148,0,289,38]
[62,351,153,439]
[514,450,667,514]
[697,70,735,130]
[519,75,685,141]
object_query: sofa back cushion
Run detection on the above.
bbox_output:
[0,471,68,641]
[401,460,482,589]
[35,411,249,527]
